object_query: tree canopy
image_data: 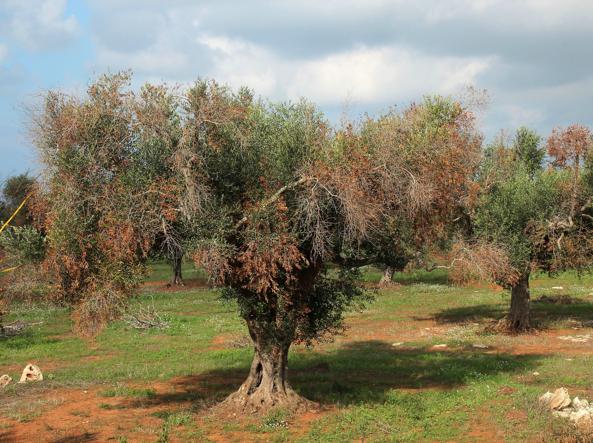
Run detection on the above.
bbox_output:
[28,73,485,410]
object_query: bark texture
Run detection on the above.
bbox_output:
[223,342,304,412]
[169,255,183,286]
[379,266,395,287]
[221,319,314,412]
[222,264,322,412]
[506,271,531,332]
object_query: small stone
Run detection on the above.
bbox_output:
[533,372,540,376]
[552,286,564,290]
[549,387,571,410]
[18,364,43,383]
[571,409,593,428]
[539,392,553,406]
[572,397,589,410]
[432,344,448,349]
[391,342,403,347]
[472,344,488,349]
[0,375,12,388]
[554,410,572,418]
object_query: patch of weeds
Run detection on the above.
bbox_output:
[154,409,194,442]
[5,398,63,423]
[153,409,192,426]
[100,384,157,399]
[156,421,170,443]
[258,408,291,432]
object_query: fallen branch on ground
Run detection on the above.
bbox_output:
[124,305,169,330]
[0,320,43,337]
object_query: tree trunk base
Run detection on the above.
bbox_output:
[217,348,317,414]
[378,266,395,288]
[492,317,532,334]
[168,255,184,287]
[168,276,184,287]
[220,383,316,414]
[496,271,532,334]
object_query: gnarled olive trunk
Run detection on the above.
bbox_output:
[507,270,531,332]
[222,319,308,412]
[169,255,183,286]
[223,264,321,412]
[379,266,394,287]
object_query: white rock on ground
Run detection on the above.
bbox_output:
[549,388,572,410]
[540,388,593,431]
[0,374,11,388]
[18,364,43,383]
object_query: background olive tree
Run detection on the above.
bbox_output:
[452,126,593,332]
[32,73,181,334]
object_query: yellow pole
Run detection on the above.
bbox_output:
[0,193,31,235]
[0,266,19,273]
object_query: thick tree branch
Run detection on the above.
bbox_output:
[234,177,310,230]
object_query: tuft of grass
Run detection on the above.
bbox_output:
[154,409,193,443]
[100,385,157,399]
[249,408,291,433]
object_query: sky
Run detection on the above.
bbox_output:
[1,0,593,179]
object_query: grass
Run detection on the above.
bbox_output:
[100,385,157,398]
[2,264,593,441]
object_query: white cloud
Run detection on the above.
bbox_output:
[193,36,492,106]
[289,46,491,105]
[1,0,79,51]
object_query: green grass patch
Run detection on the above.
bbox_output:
[3,265,593,441]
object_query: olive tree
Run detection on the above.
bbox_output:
[0,173,36,226]
[454,126,593,332]
[33,73,181,334]
[176,86,482,410]
[33,74,483,411]
[358,96,482,285]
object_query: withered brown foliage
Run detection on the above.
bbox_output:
[448,241,520,287]
[32,73,181,335]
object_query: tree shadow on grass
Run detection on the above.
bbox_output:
[432,303,506,324]
[120,340,541,410]
[433,296,593,329]
[393,269,450,286]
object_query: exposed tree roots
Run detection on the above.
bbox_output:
[218,352,317,414]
